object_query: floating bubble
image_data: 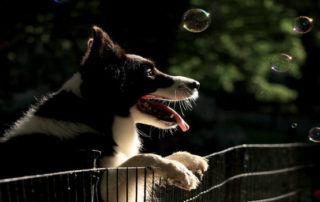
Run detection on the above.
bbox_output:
[183,9,211,33]
[291,123,298,128]
[54,0,69,3]
[293,16,313,34]
[308,127,320,143]
[271,53,293,73]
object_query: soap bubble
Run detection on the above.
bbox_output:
[291,123,298,128]
[308,127,320,143]
[293,16,313,34]
[271,53,293,73]
[183,9,211,33]
[54,0,69,3]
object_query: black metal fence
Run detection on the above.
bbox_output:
[0,143,319,202]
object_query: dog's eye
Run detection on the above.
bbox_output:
[145,68,155,78]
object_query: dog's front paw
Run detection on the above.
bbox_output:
[164,161,200,190]
[166,151,208,178]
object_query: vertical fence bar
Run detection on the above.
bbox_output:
[53,175,58,201]
[144,167,147,202]
[59,174,65,202]
[14,181,20,202]
[94,170,101,202]
[0,184,2,202]
[82,172,87,202]
[172,181,175,202]
[6,182,12,202]
[37,177,42,201]
[90,172,94,202]
[73,173,78,202]
[135,167,138,202]
[159,177,162,202]
[126,167,129,202]
[46,176,51,202]
[151,170,155,201]
[67,174,71,202]
[106,169,109,202]
[30,178,35,202]
[21,180,27,202]
[116,168,119,202]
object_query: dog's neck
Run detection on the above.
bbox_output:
[99,115,141,167]
[112,115,141,158]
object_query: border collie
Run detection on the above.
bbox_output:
[0,26,208,201]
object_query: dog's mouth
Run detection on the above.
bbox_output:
[137,95,190,132]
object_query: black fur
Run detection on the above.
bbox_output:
[0,26,175,179]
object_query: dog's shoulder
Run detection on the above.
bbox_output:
[0,130,113,179]
[0,88,118,178]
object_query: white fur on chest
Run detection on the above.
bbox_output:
[100,115,141,167]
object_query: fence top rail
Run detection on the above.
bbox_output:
[0,143,316,184]
[205,143,316,158]
[0,166,147,184]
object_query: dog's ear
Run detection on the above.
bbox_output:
[91,26,113,54]
[91,26,124,58]
[82,26,125,65]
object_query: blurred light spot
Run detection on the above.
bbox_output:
[291,123,298,128]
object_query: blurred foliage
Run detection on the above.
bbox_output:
[0,0,100,113]
[1,0,320,153]
[169,0,306,104]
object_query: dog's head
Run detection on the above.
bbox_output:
[80,26,199,132]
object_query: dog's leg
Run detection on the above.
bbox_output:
[166,151,208,178]
[100,153,200,202]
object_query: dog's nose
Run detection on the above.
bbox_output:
[188,81,200,90]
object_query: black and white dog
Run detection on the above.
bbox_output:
[0,26,208,201]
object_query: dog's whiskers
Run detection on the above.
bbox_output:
[174,89,177,110]
[178,100,185,116]
[137,128,151,138]
[176,87,197,113]
[161,127,178,136]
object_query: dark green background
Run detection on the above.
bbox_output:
[0,0,319,156]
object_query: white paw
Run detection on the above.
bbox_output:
[166,151,209,178]
[165,161,200,190]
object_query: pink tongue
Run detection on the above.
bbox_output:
[166,107,190,132]
[178,117,190,132]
